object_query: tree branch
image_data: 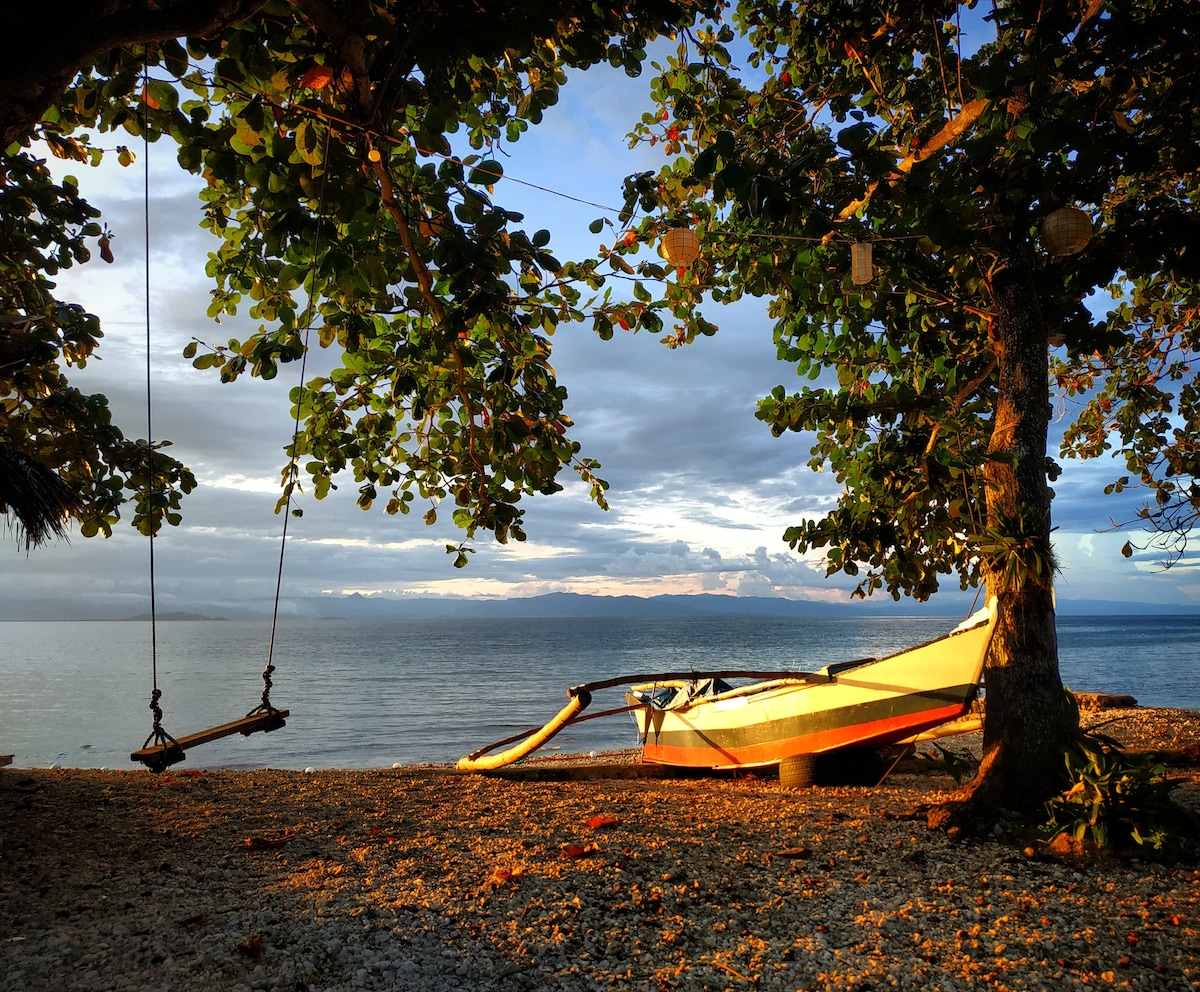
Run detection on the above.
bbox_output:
[1,0,268,148]
[367,153,489,501]
[896,98,989,174]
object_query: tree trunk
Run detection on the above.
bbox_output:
[934,254,1079,827]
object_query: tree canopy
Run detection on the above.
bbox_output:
[1,0,712,550]
[603,0,1200,813]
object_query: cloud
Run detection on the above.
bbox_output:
[605,541,711,577]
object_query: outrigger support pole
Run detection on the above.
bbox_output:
[568,668,832,696]
[456,690,592,772]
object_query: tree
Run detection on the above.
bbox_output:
[1,0,713,551]
[608,0,1200,818]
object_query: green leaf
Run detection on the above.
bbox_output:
[468,159,503,185]
[147,80,179,112]
[235,117,261,148]
[295,119,324,166]
[693,145,718,178]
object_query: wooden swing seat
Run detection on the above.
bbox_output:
[131,709,289,771]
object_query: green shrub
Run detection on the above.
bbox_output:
[1041,731,1197,860]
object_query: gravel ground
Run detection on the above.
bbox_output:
[2,705,1198,992]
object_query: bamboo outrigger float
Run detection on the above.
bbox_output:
[456,598,998,774]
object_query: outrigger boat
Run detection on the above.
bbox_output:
[456,598,998,774]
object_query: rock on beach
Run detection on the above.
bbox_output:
[1,705,1198,992]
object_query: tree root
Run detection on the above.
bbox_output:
[925,796,975,841]
[923,773,1049,842]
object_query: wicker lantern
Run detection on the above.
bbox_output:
[850,242,873,285]
[662,226,701,268]
[1040,206,1092,257]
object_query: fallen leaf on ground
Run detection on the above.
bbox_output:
[560,841,600,860]
[487,866,525,888]
[771,847,812,859]
[241,830,296,850]
[236,934,264,958]
[586,815,618,830]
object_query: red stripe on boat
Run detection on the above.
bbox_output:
[640,700,969,769]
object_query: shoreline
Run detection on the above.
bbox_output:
[3,707,1199,991]
[7,694,1196,776]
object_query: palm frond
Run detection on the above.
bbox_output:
[0,443,82,550]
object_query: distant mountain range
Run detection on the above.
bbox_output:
[309,591,923,619]
[294,591,1200,620]
[0,590,1190,622]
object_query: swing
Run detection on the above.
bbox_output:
[127,73,323,773]
[130,704,289,773]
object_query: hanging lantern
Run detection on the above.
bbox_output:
[661,226,701,268]
[1040,206,1092,257]
[850,242,873,285]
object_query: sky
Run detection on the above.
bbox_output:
[3,41,1199,620]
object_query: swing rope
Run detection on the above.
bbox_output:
[139,66,178,757]
[255,128,332,718]
[133,70,333,770]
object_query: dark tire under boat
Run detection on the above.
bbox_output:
[779,748,890,788]
[779,754,815,788]
[815,746,890,786]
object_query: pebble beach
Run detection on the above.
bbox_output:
[2,705,1199,992]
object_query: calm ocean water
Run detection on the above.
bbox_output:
[1,614,1196,770]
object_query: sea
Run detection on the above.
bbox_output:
[1,614,1197,771]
